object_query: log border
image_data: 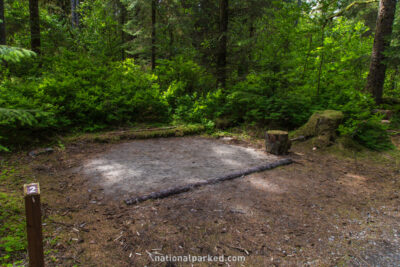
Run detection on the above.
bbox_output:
[125,158,292,205]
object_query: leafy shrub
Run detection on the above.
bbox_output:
[389,113,400,129]
[0,108,53,151]
[41,56,169,127]
[4,56,169,127]
[224,74,312,128]
[329,90,393,150]
[0,46,35,63]
[170,89,225,124]
[156,56,215,97]
[0,55,171,149]
[352,120,394,151]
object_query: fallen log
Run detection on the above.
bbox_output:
[125,158,293,205]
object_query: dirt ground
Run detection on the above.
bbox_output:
[81,137,280,199]
[5,134,400,266]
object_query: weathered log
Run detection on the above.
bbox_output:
[265,130,291,155]
[125,158,293,205]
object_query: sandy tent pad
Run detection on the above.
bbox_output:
[82,137,283,200]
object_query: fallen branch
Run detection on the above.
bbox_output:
[125,158,292,205]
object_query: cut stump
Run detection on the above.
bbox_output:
[290,110,344,148]
[265,130,291,155]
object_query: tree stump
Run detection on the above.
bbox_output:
[265,130,291,155]
[290,110,343,148]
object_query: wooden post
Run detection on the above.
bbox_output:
[24,183,44,267]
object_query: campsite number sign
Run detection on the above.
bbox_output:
[24,183,40,196]
[23,182,44,267]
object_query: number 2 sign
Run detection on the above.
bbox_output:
[24,183,40,196]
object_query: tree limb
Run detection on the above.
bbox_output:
[328,0,379,20]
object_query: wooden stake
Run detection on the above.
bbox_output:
[24,183,44,267]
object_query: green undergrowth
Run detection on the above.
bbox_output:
[0,160,33,266]
[316,136,400,169]
[0,190,26,266]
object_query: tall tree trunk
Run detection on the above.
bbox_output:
[151,0,156,70]
[168,26,174,59]
[0,0,6,45]
[301,33,313,79]
[119,0,126,60]
[59,0,70,21]
[365,0,397,104]
[217,0,228,89]
[389,66,399,92]
[316,24,326,98]
[29,0,41,54]
[71,0,80,27]
[294,0,301,26]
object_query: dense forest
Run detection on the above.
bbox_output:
[0,0,399,151]
[2,1,400,266]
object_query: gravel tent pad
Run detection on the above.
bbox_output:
[82,137,287,200]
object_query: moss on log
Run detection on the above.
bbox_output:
[291,110,344,148]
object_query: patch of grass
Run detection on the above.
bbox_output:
[0,160,31,266]
[0,167,16,182]
[0,192,27,266]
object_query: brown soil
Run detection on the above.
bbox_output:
[5,135,400,266]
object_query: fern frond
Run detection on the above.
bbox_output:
[0,46,36,63]
[0,108,38,126]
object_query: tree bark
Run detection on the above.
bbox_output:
[316,24,326,98]
[365,0,397,104]
[217,0,228,89]
[119,0,126,60]
[59,0,70,21]
[151,0,156,70]
[301,34,313,79]
[29,0,41,54]
[71,0,80,28]
[168,26,174,59]
[0,0,6,45]
[265,130,291,155]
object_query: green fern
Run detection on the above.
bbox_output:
[0,46,36,63]
[0,108,39,152]
[0,108,38,126]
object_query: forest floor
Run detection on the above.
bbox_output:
[1,128,400,267]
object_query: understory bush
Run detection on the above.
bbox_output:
[223,74,313,129]
[0,53,395,152]
[0,55,170,149]
[329,89,393,151]
[155,56,215,97]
